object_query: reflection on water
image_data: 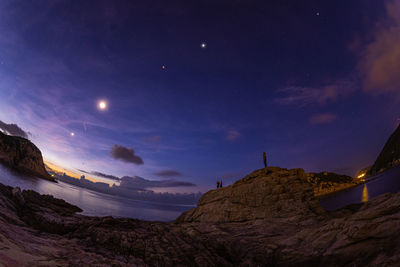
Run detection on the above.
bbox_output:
[0,164,193,221]
[320,164,400,211]
[361,184,369,203]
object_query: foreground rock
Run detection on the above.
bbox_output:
[0,131,54,181]
[0,167,399,266]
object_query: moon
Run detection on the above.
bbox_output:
[98,100,107,110]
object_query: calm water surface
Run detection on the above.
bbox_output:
[0,164,193,221]
[320,165,400,210]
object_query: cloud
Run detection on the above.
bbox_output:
[276,81,356,106]
[110,144,144,165]
[309,113,337,125]
[91,171,120,181]
[77,169,90,174]
[226,130,242,141]
[154,169,183,178]
[58,172,200,205]
[357,1,400,94]
[119,176,195,190]
[77,169,121,181]
[0,120,30,138]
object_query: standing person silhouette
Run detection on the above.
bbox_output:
[220,180,223,188]
[263,152,267,168]
[217,181,220,189]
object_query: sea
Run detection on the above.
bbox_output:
[320,164,400,210]
[0,164,193,221]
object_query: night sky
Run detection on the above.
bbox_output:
[0,0,400,193]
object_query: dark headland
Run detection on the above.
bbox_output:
[0,131,55,182]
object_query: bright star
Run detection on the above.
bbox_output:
[70,132,75,137]
[201,42,207,48]
[98,100,107,110]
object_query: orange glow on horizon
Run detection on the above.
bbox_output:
[44,161,99,183]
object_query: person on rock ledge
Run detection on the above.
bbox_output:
[263,152,270,174]
[263,152,267,168]
[217,181,220,189]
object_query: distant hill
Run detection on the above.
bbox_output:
[368,124,400,176]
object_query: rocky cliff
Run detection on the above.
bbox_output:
[369,124,400,175]
[0,131,54,181]
[0,167,399,266]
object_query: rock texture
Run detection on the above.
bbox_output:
[0,131,54,181]
[369,124,400,175]
[0,166,399,266]
[177,167,325,223]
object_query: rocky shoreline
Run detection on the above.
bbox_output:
[0,166,399,266]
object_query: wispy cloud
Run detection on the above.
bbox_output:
[226,130,242,141]
[77,169,120,181]
[309,113,337,125]
[120,176,195,189]
[275,81,356,107]
[357,0,400,94]
[110,144,144,165]
[154,169,183,178]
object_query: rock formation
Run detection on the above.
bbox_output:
[0,166,399,266]
[0,131,54,181]
[369,124,400,175]
[177,167,325,223]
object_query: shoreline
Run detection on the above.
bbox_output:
[316,172,385,200]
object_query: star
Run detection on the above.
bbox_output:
[201,42,207,48]
[162,65,167,70]
[70,132,75,137]
[316,12,320,16]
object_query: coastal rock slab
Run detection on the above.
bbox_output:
[177,167,326,223]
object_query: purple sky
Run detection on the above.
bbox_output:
[0,0,400,193]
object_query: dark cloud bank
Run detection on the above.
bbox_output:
[0,120,29,138]
[56,171,200,205]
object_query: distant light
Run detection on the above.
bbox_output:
[316,12,320,16]
[357,173,365,179]
[162,65,167,70]
[70,132,75,137]
[201,42,207,48]
[98,100,107,110]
